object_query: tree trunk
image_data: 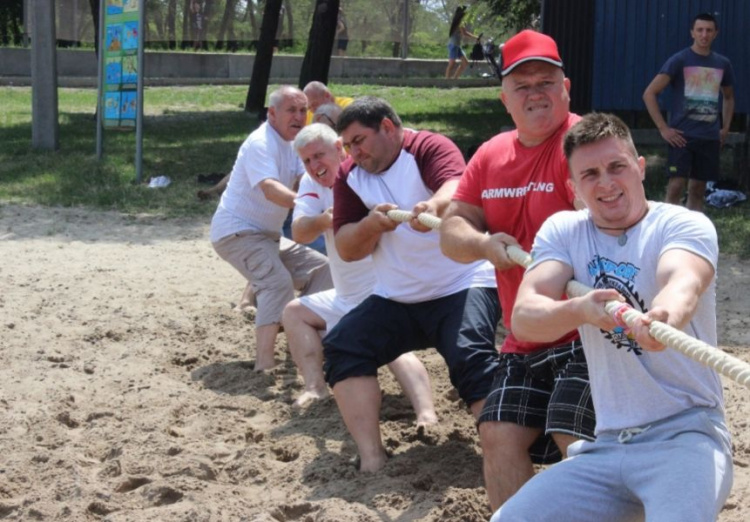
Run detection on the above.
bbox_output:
[150,1,165,43]
[181,0,191,49]
[216,0,237,50]
[87,0,99,54]
[250,2,258,36]
[245,0,284,113]
[202,0,216,49]
[57,0,77,47]
[298,0,339,89]
[166,0,177,49]
[282,0,293,48]
[142,1,150,44]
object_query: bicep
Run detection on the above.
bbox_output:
[644,74,670,95]
[258,178,283,192]
[518,260,575,303]
[722,85,735,101]
[656,249,715,294]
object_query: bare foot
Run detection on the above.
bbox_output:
[414,420,440,445]
[293,389,329,408]
[253,358,276,372]
[416,413,439,428]
[233,303,257,319]
[355,449,389,473]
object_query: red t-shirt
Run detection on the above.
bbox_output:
[454,113,581,353]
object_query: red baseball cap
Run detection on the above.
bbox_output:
[500,30,563,76]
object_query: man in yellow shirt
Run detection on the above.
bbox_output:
[303,81,353,125]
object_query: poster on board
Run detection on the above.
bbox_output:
[101,0,139,129]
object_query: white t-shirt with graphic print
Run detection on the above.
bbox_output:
[530,202,723,434]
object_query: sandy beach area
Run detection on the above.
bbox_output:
[1,203,748,521]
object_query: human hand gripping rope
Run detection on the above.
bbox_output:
[386,209,750,390]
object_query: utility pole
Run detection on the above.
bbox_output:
[31,0,59,150]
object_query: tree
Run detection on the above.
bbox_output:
[166,0,177,49]
[245,0,284,112]
[242,0,259,42]
[216,0,239,50]
[87,0,100,54]
[181,0,191,48]
[297,0,339,88]
[200,0,216,49]
[483,0,540,32]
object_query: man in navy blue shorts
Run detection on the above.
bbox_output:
[643,12,735,212]
[323,97,500,473]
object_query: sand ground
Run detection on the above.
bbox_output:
[1,203,748,521]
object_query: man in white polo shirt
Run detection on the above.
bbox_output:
[211,86,332,371]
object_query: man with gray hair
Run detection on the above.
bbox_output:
[282,124,437,422]
[312,103,343,129]
[210,86,332,371]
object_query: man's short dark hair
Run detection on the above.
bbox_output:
[336,96,403,134]
[563,113,638,161]
[692,12,718,30]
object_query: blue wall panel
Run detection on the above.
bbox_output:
[592,0,748,114]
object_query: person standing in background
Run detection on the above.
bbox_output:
[445,5,478,79]
[643,12,735,212]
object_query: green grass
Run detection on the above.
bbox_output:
[1,84,748,256]
[0,84,509,218]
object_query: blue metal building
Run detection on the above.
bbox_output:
[542,0,748,117]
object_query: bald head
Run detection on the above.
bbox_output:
[303,81,334,113]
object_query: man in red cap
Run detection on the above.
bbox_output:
[440,29,595,510]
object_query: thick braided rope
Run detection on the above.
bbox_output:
[386,209,750,390]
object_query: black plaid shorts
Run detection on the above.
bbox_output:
[478,340,595,464]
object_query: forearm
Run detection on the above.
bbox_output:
[440,215,491,264]
[722,98,734,133]
[643,92,668,131]
[650,278,704,332]
[292,214,328,244]
[428,179,460,218]
[260,179,297,208]
[512,295,586,342]
[335,220,382,261]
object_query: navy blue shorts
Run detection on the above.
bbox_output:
[667,138,720,182]
[323,287,500,406]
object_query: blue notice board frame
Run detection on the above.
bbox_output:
[96,0,145,183]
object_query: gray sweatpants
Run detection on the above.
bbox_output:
[492,407,733,522]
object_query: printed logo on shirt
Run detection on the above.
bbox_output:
[588,254,646,355]
[481,182,555,199]
[683,66,723,123]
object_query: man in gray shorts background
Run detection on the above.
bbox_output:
[210,86,332,371]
